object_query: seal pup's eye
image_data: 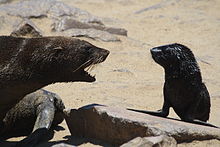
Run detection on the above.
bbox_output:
[163,47,172,53]
[174,47,181,52]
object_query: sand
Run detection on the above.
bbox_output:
[1,0,220,146]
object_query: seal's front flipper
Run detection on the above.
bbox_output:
[15,128,48,147]
[127,108,168,117]
[16,101,55,147]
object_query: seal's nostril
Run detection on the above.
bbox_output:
[150,48,162,55]
[103,50,110,59]
[100,49,110,61]
[105,50,110,56]
[151,48,161,53]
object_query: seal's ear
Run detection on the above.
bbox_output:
[54,46,63,50]
[52,46,63,58]
[46,45,63,51]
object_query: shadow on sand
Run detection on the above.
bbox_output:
[0,125,113,147]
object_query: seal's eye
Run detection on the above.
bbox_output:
[163,47,172,54]
[175,46,182,51]
[83,45,93,52]
[165,47,180,55]
[54,46,63,50]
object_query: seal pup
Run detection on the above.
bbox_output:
[128,43,218,128]
[1,89,65,145]
[0,36,109,146]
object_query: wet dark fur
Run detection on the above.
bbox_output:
[0,36,109,145]
[129,43,217,128]
[151,43,210,121]
[1,89,65,138]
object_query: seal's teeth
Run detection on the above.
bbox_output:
[88,72,95,78]
[85,64,97,72]
[90,65,96,71]
[85,66,90,72]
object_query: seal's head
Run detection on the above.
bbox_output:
[18,36,110,82]
[0,36,109,121]
[150,43,197,68]
[150,43,201,79]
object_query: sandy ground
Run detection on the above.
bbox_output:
[1,0,220,146]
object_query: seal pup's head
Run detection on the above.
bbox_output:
[150,43,200,79]
[15,36,110,83]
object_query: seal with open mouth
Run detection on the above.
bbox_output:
[0,36,109,145]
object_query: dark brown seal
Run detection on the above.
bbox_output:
[128,43,218,128]
[0,36,109,145]
[1,89,65,138]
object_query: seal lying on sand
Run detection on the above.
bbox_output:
[128,43,218,128]
[1,89,65,145]
[0,36,109,145]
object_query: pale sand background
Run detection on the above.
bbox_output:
[1,0,220,146]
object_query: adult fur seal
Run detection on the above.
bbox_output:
[128,43,218,128]
[0,36,109,145]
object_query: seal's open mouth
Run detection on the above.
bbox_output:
[71,47,110,82]
[73,60,97,82]
[79,64,97,82]
[75,50,109,82]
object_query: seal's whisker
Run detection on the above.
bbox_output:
[99,56,103,63]
[73,58,94,72]
[86,57,102,73]
[96,56,103,64]
[89,64,97,72]
[85,64,93,72]
[81,55,104,73]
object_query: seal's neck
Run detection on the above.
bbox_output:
[165,60,202,84]
[0,70,55,121]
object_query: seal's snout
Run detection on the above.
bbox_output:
[102,49,110,61]
[150,47,162,57]
[90,48,110,65]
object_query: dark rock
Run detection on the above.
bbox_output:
[52,17,103,32]
[63,28,120,42]
[120,135,177,147]
[103,27,127,36]
[10,19,43,37]
[0,12,22,30]
[0,0,52,18]
[48,2,101,24]
[64,104,220,145]
[0,0,101,22]
[0,0,127,41]
[0,0,12,4]
[52,17,127,36]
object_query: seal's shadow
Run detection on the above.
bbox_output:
[0,125,113,147]
[37,135,113,147]
[0,125,65,147]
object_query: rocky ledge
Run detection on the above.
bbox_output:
[64,104,220,146]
